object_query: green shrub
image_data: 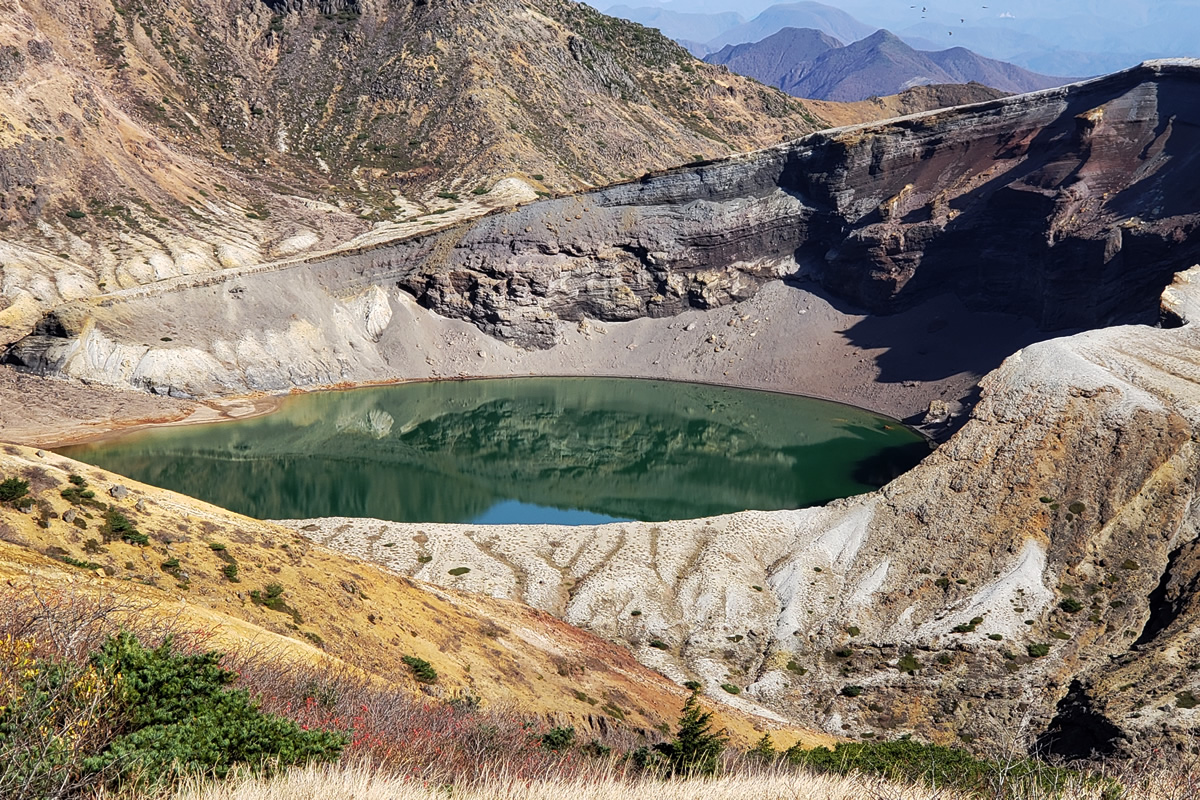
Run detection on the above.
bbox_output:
[720,683,740,695]
[749,733,775,760]
[846,625,861,637]
[448,567,470,576]
[649,640,668,650]
[841,685,863,697]
[1059,598,1083,614]
[952,617,984,634]
[66,209,87,219]
[101,509,148,546]
[83,632,345,782]
[0,476,29,503]
[58,554,102,571]
[62,477,103,508]
[652,691,726,776]
[785,737,1100,798]
[249,584,302,624]
[222,563,240,582]
[1176,690,1198,709]
[209,542,226,551]
[896,653,920,673]
[402,655,437,684]
[540,725,576,751]
[1068,502,1086,514]
[1027,642,1050,658]
[682,680,701,691]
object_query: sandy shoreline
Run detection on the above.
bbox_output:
[0,282,1051,448]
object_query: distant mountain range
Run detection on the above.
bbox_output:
[705,28,1070,102]
[610,1,873,56]
[604,0,1200,76]
[704,1,874,50]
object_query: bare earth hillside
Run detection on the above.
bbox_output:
[0,0,828,344]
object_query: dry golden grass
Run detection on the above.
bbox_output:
[0,442,826,749]
[172,763,961,800]
[161,759,1200,800]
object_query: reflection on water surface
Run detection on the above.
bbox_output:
[60,378,927,524]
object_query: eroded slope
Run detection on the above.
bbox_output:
[0,0,829,344]
[292,266,1200,756]
[0,442,821,747]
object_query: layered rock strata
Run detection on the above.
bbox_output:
[7,60,1200,393]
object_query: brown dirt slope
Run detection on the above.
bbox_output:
[806,82,1010,128]
[0,441,829,749]
[0,0,832,343]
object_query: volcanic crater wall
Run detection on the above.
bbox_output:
[6,61,1200,755]
[8,61,1200,388]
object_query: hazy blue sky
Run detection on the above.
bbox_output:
[603,1,1197,20]
[601,0,1200,75]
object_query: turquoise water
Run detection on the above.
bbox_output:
[59,378,927,524]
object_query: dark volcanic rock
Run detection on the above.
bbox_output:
[375,60,1200,347]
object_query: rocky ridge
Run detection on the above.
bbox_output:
[8,61,1200,398]
[0,0,831,346]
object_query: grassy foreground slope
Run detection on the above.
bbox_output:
[0,441,824,748]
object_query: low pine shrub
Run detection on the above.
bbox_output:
[540,725,575,751]
[0,630,345,796]
[83,633,346,781]
[786,737,1106,799]
[0,476,29,503]
[401,655,438,684]
[101,509,147,546]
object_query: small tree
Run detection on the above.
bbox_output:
[750,732,775,761]
[653,690,726,776]
[0,477,29,503]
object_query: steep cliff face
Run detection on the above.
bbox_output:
[394,57,1200,344]
[9,61,1200,389]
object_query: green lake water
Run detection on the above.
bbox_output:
[58,378,928,525]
